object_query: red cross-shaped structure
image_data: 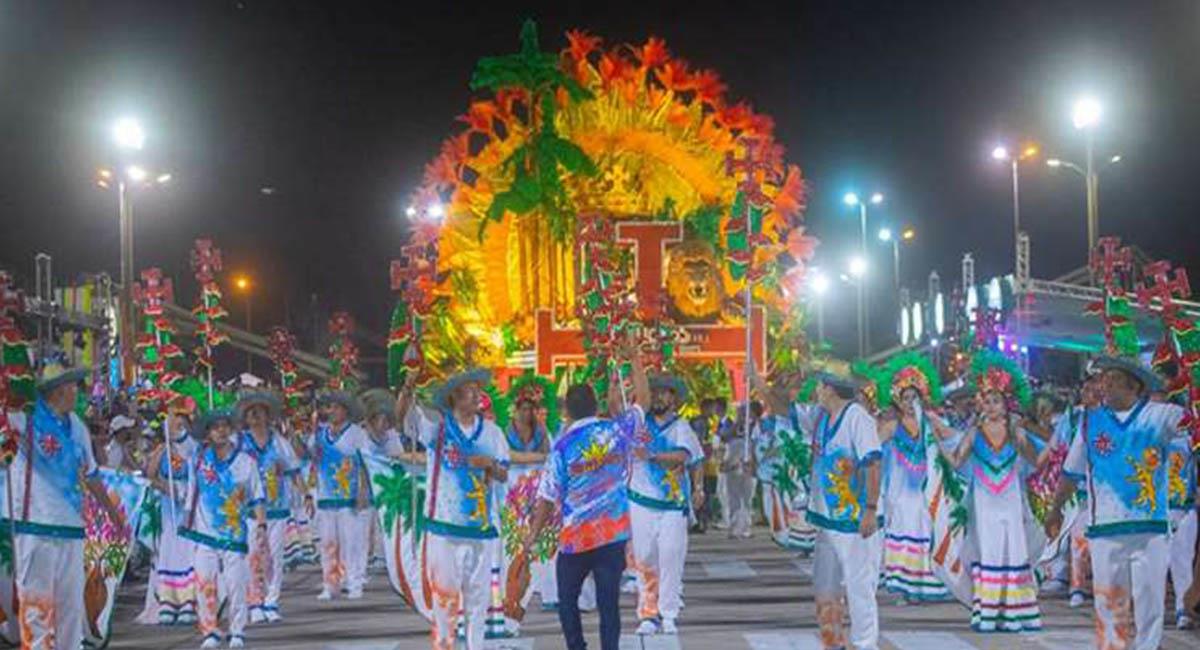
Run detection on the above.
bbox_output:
[267,327,296,365]
[724,138,782,209]
[328,312,354,338]
[1090,237,1133,290]
[189,239,223,284]
[133,268,174,317]
[0,271,23,330]
[1137,261,1191,318]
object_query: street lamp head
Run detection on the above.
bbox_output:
[849,256,867,277]
[1072,97,1102,129]
[901,227,916,241]
[991,145,1010,161]
[877,227,893,242]
[113,118,146,150]
[125,165,148,182]
[843,192,860,207]
[811,273,830,295]
[870,192,884,205]
[155,173,172,185]
[1021,144,1040,160]
[1110,154,1122,164]
[234,276,250,291]
[1046,158,1063,168]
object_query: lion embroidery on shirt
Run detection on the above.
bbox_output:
[1167,450,1187,505]
[825,456,860,519]
[333,457,354,498]
[465,473,489,523]
[1126,447,1161,513]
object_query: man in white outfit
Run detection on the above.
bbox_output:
[397,368,510,650]
[791,370,883,650]
[4,364,124,650]
[626,366,704,637]
[310,391,373,600]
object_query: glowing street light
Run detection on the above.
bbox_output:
[991,146,1009,161]
[849,256,867,277]
[405,205,418,218]
[811,272,830,295]
[126,165,148,182]
[156,173,172,184]
[427,202,446,219]
[112,117,146,150]
[845,189,884,356]
[1072,97,1102,130]
[991,140,1039,270]
[843,192,860,206]
[877,227,893,242]
[901,227,916,241]
[870,192,884,205]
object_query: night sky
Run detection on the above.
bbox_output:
[3,1,1198,364]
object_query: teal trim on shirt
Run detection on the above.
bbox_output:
[629,490,688,513]
[178,527,249,554]
[266,508,291,520]
[424,518,499,540]
[805,510,884,534]
[316,498,355,510]
[2,518,85,540]
[1085,519,1169,539]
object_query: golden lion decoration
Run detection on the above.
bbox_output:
[665,240,726,323]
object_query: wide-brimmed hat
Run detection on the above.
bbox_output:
[359,388,395,421]
[36,363,88,395]
[1090,356,1163,393]
[648,373,689,402]
[434,368,491,410]
[236,390,283,421]
[193,408,236,438]
[108,414,138,434]
[318,390,365,420]
[810,370,863,393]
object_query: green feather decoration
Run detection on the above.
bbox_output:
[967,348,1032,411]
[876,350,943,409]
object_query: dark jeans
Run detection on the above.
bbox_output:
[557,539,627,650]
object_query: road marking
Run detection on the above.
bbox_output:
[883,631,979,650]
[1035,631,1094,649]
[619,635,682,649]
[485,639,536,649]
[327,643,401,650]
[744,631,824,650]
[703,560,757,579]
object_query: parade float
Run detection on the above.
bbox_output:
[371,20,820,632]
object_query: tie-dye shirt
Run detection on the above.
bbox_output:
[793,402,883,533]
[180,445,264,553]
[1063,399,1184,538]
[1166,435,1196,512]
[537,412,636,554]
[628,406,704,513]
[311,422,372,510]
[414,410,510,540]
[240,430,301,520]
[3,402,98,539]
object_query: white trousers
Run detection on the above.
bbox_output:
[717,473,731,527]
[629,502,689,621]
[1090,533,1169,650]
[726,472,756,537]
[426,534,492,650]
[813,528,882,650]
[194,545,249,643]
[317,508,367,594]
[1170,510,1198,616]
[14,534,85,650]
[248,518,287,613]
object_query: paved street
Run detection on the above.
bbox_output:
[108,528,1198,649]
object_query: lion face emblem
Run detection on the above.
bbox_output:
[665,240,724,322]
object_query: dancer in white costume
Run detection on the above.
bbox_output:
[932,351,1043,633]
[138,400,200,625]
[397,368,510,650]
[238,391,300,623]
[874,353,950,604]
[179,408,267,649]
[792,370,883,650]
[310,391,373,600]
[3,364,124,650]
[721,403,756,539]
[627,368,704,637]
[360,388,407,574]
[499,382,552,626]
[1046,356,1185,650]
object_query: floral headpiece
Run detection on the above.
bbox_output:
[967,349,1031,411]
[876,350,942,409]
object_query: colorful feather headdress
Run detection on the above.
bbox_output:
[967,349,1031,411]
[876,350,942,409]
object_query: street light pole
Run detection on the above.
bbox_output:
[858,202,868,358]
[891,238,901,294]
[1010,157,1021,268]
[118,179,135,381]
[1085,130,1098,255]
[245,292,253,374]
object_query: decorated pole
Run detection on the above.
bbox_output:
[1085,236,1139,357]
[190,239,229,408]
[725,138,782,457]
[327,312,359,392]
[1136,258,1200,449]
[267,326,301,410]
[574,213,637,400]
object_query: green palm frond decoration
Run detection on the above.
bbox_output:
[0,528,11,574]
[373,464,424,537]
[934,452,969,533]
[773,428,812,500]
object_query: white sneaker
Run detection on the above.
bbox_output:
[200,637,220,649]
[1069,593,1086,608]
[1177,614,1195,630]
[636,619,659,635]
[346,588,364,600]
[317,588,334,601]
[228,637,245,649]
[249,609,266,624]
[661,618,678,635]
[264,610,282,623]
[621,579,638,594]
